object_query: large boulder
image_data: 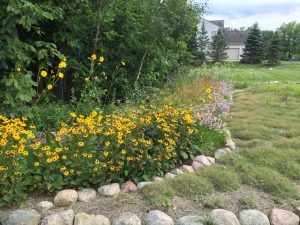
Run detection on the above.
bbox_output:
[54,189,78,206]
[74,212,110,225]
[239,210,270,225]
[209,209,240,225]
[112,212,141,225]
[98,183,120,196]
[269,208,299,225]
[145,210,174,225]
[77,188,97,203]
[41,209,74,225]
[1,209,41,225]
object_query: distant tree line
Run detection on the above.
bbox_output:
[241,21,300,65]
[188,19,300,65]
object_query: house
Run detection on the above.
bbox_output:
[199,18,248,61]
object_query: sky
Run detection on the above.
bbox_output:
[200,0,300,30]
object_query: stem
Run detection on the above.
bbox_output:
[134,47,148,89]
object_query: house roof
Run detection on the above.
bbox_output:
[208,20,224,28]
[224,30,248,44]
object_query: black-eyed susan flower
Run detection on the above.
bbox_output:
[99,56,105,63]
[40,70,47,77]
[47,84,53,90]
[58,72,64,78]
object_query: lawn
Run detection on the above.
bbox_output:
[141,61,300,210]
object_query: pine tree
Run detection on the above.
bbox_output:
[241,23,263,64]
[197,21,210,61]
[267,31,281,65]
[187,34,200,60]
[208,28,228,62]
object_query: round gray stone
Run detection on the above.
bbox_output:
[209,209,240,225]
[145,210,174,225]
[176,215,205,225]
[77,188,97,203]
[112,212,141,225]
[239,210,270,225]
[1,209,41,225]
[41,209,74,225]
[74,212,110,225]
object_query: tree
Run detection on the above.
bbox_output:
[261,30,274,60]
[208,28,228,62]
[241,23,263,64]
[267,32,281,65]
[197,21,210,61]
[278,21,300,60]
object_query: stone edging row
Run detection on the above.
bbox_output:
[2,206,300,225]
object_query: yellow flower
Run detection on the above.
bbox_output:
[34,162,39,167]
[205,87,212,94]
[40,70,47,77]
[61,155,67,160]
[16,67,21,72]
[91,53,97,60]
[47,84,53,90]
[105,141,110,146]
[60,166,66,171]
[58,61,67,69]
[63,171,69,176]
[58,72,64,78]
[85,77,90,82]
[77,142,85,147]
[121,61,126,66]
[95,159,100,164]
[121,149,126,155]
[103,151,109,156]
[99,56,105,63]
[70,112,77,117]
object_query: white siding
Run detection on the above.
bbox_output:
[199,19,220,41]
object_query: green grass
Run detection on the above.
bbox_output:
[141,62,300,207]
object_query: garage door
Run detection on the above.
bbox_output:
[226,48,239,61]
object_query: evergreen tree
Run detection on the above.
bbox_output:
[241,23,263,64]
[187,33,200,60]
[267,31,281,65]
[208,28,228,62]
[197,21,210,61]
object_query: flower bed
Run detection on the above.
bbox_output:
[0,80,234,206]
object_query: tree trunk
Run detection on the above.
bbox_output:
[134,47,148,89]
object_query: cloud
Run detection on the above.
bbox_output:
[202,0,300,30]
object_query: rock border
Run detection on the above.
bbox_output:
[2,130,299,225]
[2,208,299,225]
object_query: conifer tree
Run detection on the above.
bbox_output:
[267,31,281,65]
[241,23,263,63]
[208,28,228,62]
[197,21,210,61]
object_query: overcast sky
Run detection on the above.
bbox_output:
[200,0,300,30]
